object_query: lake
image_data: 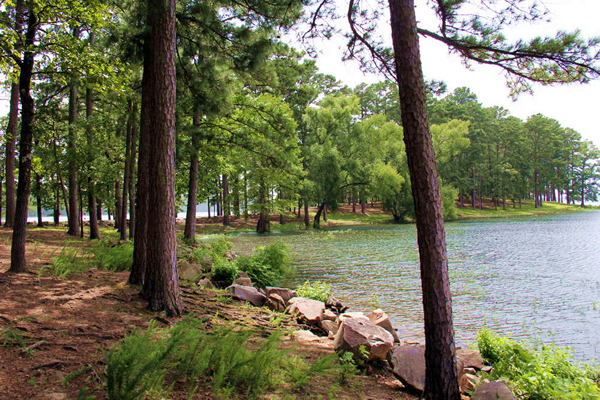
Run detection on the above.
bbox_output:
[228,211,600,363]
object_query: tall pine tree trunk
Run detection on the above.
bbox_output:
[86,84,100,239]
[10,4,37,273]
[222,173,230,226]
[128,101,138,239]
[67,84,79,235]
[137,0,183,315]
[388,0,460,397]
[183,111,200,244]
[4,82,19,228]
[120,100,134,241]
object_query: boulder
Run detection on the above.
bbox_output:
[224,250,237,261]
[293,330,335,350]
[225,284,266,307]
[287,297,325,325]
[456,348,485,370]
[265,287,297,305]
[178,260,202,281]
[388,344,464,393]
[367,309,400,343]
[459,373,480,393]
[196,278,214,289]
[319,319,339,336]
[322,309,337,321]
[233,276,253,287]
[337,312,368,325]
[471,381,516,400]
[265,293,286,312]
[334,318,394,362]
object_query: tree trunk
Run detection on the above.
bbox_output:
[54,184,60,226]
[36,174,43,227]
[303,199,309,228]
[313,202,325,229]
[10,5,37,273]
[120,100,133,241]
[137,0,183,316]
[97,201,103,221]
[183,112,200,244]
[128,102,138,239]
[222,173,230,226]
[66,83,79,236]
[388,0,460,398]
[4,82,19,228]
[256,182,270,234]
[115,180,122,232]
[86,85,100,240]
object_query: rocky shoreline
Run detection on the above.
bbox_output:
[198,274,516,399]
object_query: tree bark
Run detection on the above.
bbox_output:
[183,111,200,244]
[115,180,122,231]
[86,84,100,240]
[137,0,183,316]
[388,0,460,398]
[67,64,80,236]
[10,4,37,273]
[313,202,325,229]
[120,100,134,241]
[128,102,138,239]
[5,82,19,228]
[222,173,230,225]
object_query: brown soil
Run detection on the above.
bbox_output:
[0,226,415,399]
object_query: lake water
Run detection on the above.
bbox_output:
[228,211,600,363]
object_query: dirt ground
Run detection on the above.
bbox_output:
[0,220,416,399]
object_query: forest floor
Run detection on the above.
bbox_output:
[0,225,415,399]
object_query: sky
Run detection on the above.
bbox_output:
[299,0,600,146]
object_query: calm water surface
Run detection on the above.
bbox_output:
[229,211,600,363]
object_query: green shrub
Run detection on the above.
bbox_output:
[237,241,291,288]
[296,280,332,302]
[441,184,458,221]
[90,241,133,272]
[477,328,600,399]
[211,257,239,286]
[41,247,90,278]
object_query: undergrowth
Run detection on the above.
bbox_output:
[296,280,332,302]
[105,317,349,399]
[477,328,600,399]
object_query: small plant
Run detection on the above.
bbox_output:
[237,241,292,288]
[211,257,239,286]
[89,241,133,272]
[477,328,600,398]
[296,280,332,302]
[41,247,89,278]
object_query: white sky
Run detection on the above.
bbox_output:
[306,0,600,146]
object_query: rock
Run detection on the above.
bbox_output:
[287,297,325,325]
[471,381,516,400]
[196,278,214,289]
[319,319,338,336]
[326,296,348,313]
[388,344,464,393]
[367,309,400,343]
[233,276,253,287]
[322,309,337,321]
[337,312,368,325]
[224,250,237,261]
[459,373,480,393]
[334,318,394,362]
[457,348,485,370]
[225,284,266,307]
[178,260,202,281]
[265,287,297,305]
[265,293,286,312]
[293,330,334,350]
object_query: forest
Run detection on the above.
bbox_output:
[2,0,600,399]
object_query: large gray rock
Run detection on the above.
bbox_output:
[471,381,516,400]
[233,276,253,287]
[178,260,202,280]
[265,287,296,305]
[197,278,214,289]
[457,348,485,370]
[337,312,368,325]
[388,344,464,393]
[334,318,394,362]
[265,293,286,312]
[287,297,325,324]
[226,284,267,307]
[367,309,400,343]
[319,319,339,336]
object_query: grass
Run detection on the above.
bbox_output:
[456,200,595,220]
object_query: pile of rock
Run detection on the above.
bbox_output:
[217,275,515,399]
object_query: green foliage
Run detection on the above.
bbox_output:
[41,247,90,278]
[1,326,27,349]
[441,184,459,220]
[295,280,331,302]
[477,328,600,399]
[105,317,344,399]
[211,257,239,286]
[89,241,133,272]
